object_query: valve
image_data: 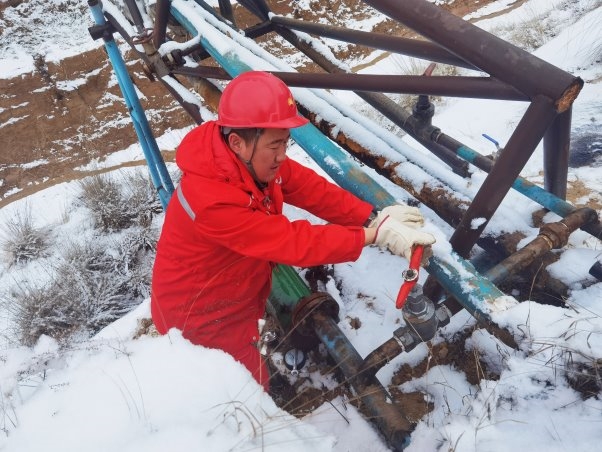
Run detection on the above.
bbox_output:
[482,133,503,160]
[283,349,306,376]
[411,62,436,126]
[395,245,424,309]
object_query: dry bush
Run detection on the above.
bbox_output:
[78,174,129,231]
[7,281,81,347]
[8,228,158,346]
[118,170,163,228]
[7,169,163,346]
[77,171,163,231]
[0,204,50,265]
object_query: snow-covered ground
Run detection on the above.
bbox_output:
[1,1,601,451]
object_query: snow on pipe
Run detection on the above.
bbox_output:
[168,1,518,326]
[87,0,175,209]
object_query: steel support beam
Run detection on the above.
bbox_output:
[544,107,572,199]
[449,95,559,257]
[363,0,583,109]
[269,14,477,70]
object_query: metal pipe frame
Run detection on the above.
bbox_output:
[152,0,170,49]
[88,0,174,209]
[236,0,590,251]
[268,14,477,70]
[362,0,583,107]
[544,107,573,199]
[449,95,560,258]
[169,67,528,100]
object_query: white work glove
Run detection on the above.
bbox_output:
[372,215,436,263]
[369,204,424,230]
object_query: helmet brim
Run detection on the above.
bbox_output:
[218,115,310,129]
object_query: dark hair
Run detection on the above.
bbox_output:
[222,127,263,144]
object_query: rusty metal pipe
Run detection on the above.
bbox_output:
[486,208,599,283]
[311,311,412,450]
[270,14,477,70]
[124,0,145,32]
[237,0,270,20]
[449,95,559,258]
[171,67,527,100]
[359,303,451,381]
[152,0,170,48]
[544,107,572,199]
[363,0,583,110]
[217,0,235,25]
[274,72,527,101]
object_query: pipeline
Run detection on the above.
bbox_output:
[485,208,599,285]
[235,0,597,246]
[199,0,600,246]
[269,270,415,448]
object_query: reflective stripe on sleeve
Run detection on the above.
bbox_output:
[177,184,196,221]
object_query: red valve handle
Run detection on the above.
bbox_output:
[395,245,424,309]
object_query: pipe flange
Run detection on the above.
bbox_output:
[290,292,340,351]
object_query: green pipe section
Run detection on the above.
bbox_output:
[268,265,311,330]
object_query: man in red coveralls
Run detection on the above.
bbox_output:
[151,71,435,390]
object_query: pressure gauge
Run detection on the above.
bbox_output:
[283,349,306,376]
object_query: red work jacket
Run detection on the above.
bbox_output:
[151,121,372,384]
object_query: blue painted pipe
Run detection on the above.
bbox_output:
[88,0,174,208]
[456,145,576,217]
[312,311,412,449]
[170,2,511,323]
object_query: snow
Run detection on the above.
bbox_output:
[1,1,601,451]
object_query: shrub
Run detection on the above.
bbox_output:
[8,229,158,346]
[0,204,50,265]
[78,174,130,231]
[119,170,163,229]
[77,171,163,231]
[7,282,81,347]
[7,168,164,346]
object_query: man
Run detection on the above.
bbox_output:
[151,71,435,389]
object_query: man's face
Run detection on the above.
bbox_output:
[232,128,290,183]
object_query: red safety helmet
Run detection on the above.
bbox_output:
[217,71,309,129]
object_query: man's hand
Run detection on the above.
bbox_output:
[368,215,435,263]
[369,204,424,229]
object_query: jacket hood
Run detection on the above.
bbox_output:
[176,121,248,189]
